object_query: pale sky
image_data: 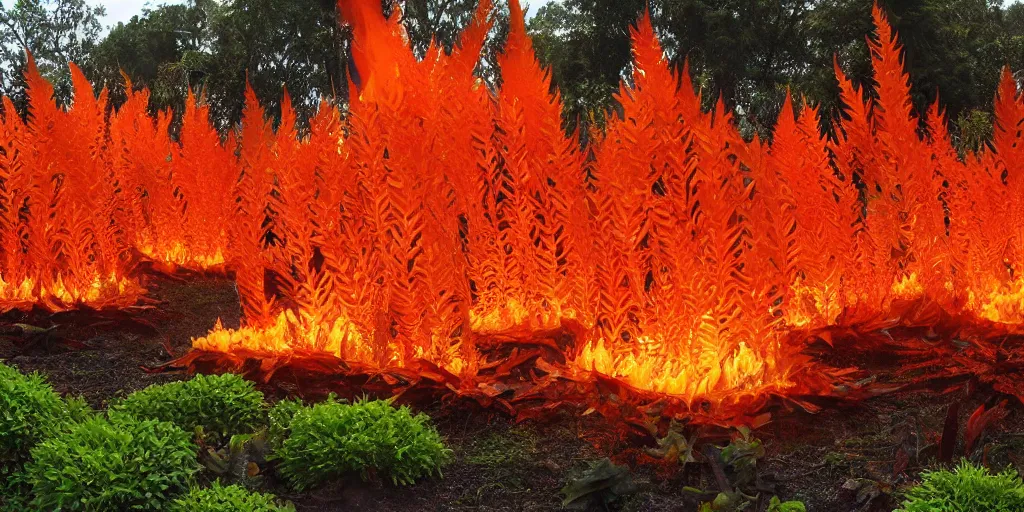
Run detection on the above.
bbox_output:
[99,0,184,27]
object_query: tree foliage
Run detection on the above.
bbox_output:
[0,0,105,109]
[2,0,1024,145]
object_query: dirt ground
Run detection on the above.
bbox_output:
[2,275,1022,512]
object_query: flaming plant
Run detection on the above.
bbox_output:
[189,0,1024,412]
[111,84,235,273]
[10,0,1024,418]
[0,56,140,311]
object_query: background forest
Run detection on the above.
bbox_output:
[2,0,1024,148]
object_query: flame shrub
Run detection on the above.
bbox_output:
[8,0,1024,412]
[192,0,1024,406]
[0,57,140,310]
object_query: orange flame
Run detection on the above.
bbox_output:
[8,1,1024,416]
[0,55,141,311]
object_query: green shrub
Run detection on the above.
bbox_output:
[898,460,1024,512]
[768,496,807,512]
[170,482,294,512]
[23,416,200,511]
[273,399,451,490]
[111,373,265,440]
[0,362,93,478]
[267,397,305,450]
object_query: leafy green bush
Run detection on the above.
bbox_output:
[23,416,200,511]
[768,496,807,512]
[170,482,294,512]
[267,397,305,450]
[273,399,451,489]
[898,460,1024,512]
[0,362,93,478]
[111,373,265,440]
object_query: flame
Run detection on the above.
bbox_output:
[194,311,372,362]
[138,242,227,271]
[0,56,141,312]
[969,279,1024,324]
[11,1,1024,420]
[0,273,141,311]
[574,335,796,403]
[180,2,1024,413]
[891,273,924,300]
[469,298,579,334]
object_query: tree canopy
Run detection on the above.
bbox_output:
[0,0,1022,144]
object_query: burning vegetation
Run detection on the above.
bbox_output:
[3,0,1024,424]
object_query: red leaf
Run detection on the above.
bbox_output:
[965,401,1008,454]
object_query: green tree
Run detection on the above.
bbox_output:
[0,0,105,109]
[91,2,213,115]
[90,0,350,130]
[385,0,509,87]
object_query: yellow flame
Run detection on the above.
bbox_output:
[469,298,579,333]
[0,273,140,310]
[968,278,1024,324]
[139,242,226,270]
[573,334,794,403]
[891,272,923,299]
[194,310,370,360]
[785,278,842,328]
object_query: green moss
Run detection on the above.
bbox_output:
[464,427,537,467]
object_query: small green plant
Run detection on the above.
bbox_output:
[698,494,806,512]
[645,419,698,468]
[561,458,638,510]
[170,482,295,512]
[768,496,807,512]
[0,362,93,478]
[273,398,451,490]
[111,373,266,441]
[267,397,305,450]
[23,416,200,511]
[897,460,1024,512]
[720,426,765,488]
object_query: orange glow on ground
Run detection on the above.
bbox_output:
[0,273,141,311]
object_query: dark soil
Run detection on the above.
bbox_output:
[2,275,1023,512]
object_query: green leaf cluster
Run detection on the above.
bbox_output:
[768,495,807,512]
[170,481,294,512]
[0,362,93,479]
[23,415,200,511]
[267,397,305,450]
[560,458,638,510]
[273,398,451,490]
[111,373,266,441]
[898,460,1024,512]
